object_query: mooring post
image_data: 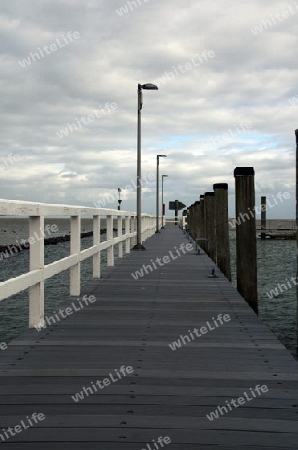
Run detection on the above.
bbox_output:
[261,196,267,240]
[234,167,258,314]
[189,203,195,236]
[194,200,200,240]
[295,129,298,355]
[188,205,192,235]
[199,195,206,251]
[204,192,216,261]
[213,183,231,281]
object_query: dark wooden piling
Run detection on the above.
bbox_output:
[296,129,298,354]
[204,192,216,262]
[234,167,258,314]
[194,200,200,240]
[261,196,267,239]
[213,183,231,281]
[187,204,193,235]
[199,194,206,251]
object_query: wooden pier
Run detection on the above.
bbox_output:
[1,224,298,449]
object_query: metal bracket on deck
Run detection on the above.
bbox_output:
[195,238,208,255]
[208,267,218,278]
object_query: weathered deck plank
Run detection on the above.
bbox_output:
[0,224,297,448]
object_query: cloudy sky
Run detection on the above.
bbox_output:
[0,0,297,218]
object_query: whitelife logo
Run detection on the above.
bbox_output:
[0,412,45,443]
[206,384,269,421]
[18,32,81,67]
[229,191,290,228]
[0,153,21,171]
[200,120,252,152]
[116,0,150,16]
[154,50,215,86]
[169,313,231,351]
[34,295,96,331]
[0,224,58,262]
[250,3,298,36]
[56,102,118,139]
[94,172,155,208]
[131,243,194,280]
[71,365,134,403]
[266,276,298,299]
[140,436,171,450]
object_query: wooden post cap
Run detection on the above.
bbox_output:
[213,183,228,190]
[234,167,255,176]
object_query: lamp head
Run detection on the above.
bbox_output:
[141,83,158,90]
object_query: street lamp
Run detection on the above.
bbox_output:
[156,155,167,233]
[117,188,122,211]
[133,83,158,250]
[161,174,169,229]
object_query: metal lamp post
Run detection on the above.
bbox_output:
[156,155,167,233]
[161,174,168,229]
[133,83,158,250]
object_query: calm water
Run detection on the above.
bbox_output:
[230,231,297,357]
[0,219,297,358]
[0,218,111,345]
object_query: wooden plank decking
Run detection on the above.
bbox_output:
[0,224,298,449]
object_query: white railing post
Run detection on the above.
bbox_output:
[107,215,114,266]
[0,200,155,328]
[143,215,147,241]
[118,215,123,258]
[131,216,136,247]
[134,216,137,245]
[93,214,101,278]
[141,215,146,242]
[146,216,149,239]
[29,215,44,328]
[125,215,131,254]
[70,215,81,296]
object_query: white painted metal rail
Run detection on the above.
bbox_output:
[0,200,156,327]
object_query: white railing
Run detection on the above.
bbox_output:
[165,216,184,227]
[0,200,156,327]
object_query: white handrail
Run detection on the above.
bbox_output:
[0,199,156,327]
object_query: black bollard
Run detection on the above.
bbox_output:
[296,130,298,354]
[204,192,216,262]
[199,195,206,251]
[234,167,258,314]
[213,183,231,281]
[194,201,200,241]
[261,196,267,240]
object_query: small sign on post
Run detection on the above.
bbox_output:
[169,200,186,225]
[169,201,186,210]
